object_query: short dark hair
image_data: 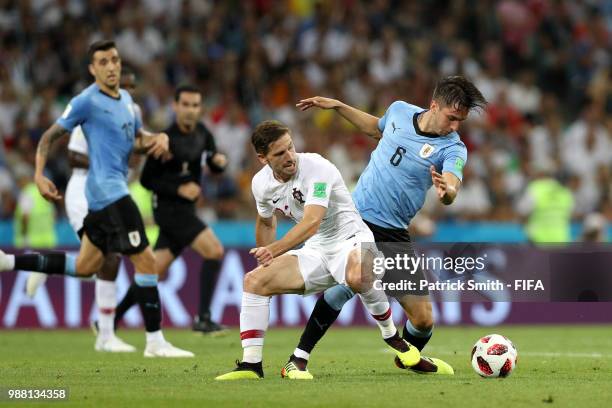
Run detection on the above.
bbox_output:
[88,40,117,62]
[432,76,488,111]
[174,84,202,101]
[251,120,290,155]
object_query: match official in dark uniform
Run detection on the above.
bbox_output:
[115,84,227,333]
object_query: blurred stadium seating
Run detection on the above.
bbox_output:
[0,0,610,242]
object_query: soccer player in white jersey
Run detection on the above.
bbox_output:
[215,121,420,381]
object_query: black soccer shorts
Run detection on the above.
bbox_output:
[153,204,208,258]
[83,195,149,255]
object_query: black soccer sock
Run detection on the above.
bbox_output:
[114,282,138,327]
[403,322,433,352]
[296,295,341,354]
[14,252,76,276]
[133,283,162,333]
[289,354,309,370]
[198,259,221,319]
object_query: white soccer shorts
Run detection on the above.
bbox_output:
[288,228,376,295]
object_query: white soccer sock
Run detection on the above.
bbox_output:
[95,279,117,340]
[358,287,397,339]
[294,348,310,361]
[240,292,270,363]
[145,330,165,344]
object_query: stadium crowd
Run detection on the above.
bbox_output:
[0,0,610,227]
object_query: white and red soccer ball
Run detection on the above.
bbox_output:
[471,334,518,378]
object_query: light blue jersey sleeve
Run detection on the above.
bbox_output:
[57,94,89,132]
[377,101,403,133]
[377,108,388,132]
[441,143,468,181]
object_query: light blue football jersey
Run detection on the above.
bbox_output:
[57,83,142,211]
[352,101,467,229]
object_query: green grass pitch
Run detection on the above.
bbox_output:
[0,325,610,407]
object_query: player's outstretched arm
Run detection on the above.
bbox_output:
[296,96,381,140]
[35,123,69,201]
[430,166,461,205]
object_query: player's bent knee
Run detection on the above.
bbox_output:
[345,265,363,293]
[243,269,266,295]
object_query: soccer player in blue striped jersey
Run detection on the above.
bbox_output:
[0,40,193,358]
[282,76,487,377]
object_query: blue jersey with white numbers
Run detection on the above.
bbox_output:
[57,83,142,211]
[352,101,467,229]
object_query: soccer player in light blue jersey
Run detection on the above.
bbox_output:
[0,40,193,358]
[281,76,487,377]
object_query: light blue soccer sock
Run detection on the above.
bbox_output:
[64,255,77,276]
[134,273,158,287]
[323,285,355,311]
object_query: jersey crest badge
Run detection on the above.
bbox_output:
[128,231,141,247]
[419,143,435,158]
[292,188,305,204]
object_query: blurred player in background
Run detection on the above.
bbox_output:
[0,40,193,358]
[113,84,228,334]
[215,121,420,381]
[26,67,142,353]
[13,163,57,250]
[517,161,574,244]
[289,76,487,375]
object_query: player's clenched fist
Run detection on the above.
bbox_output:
[249,246,274,267]
[296,96,340,111]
